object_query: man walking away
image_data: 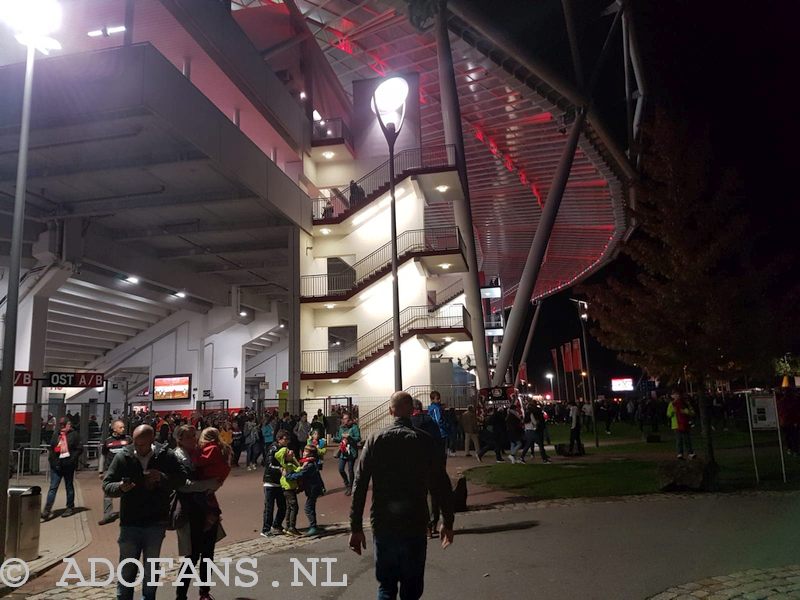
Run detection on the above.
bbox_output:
[102,425,185,600]
[411,400,444,538]
[427,391,449,459]
[460,405,480,457]
[42,417,82,520]
[349,392,454,600]
[98,419,132,525]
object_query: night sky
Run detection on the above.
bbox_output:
[509,0,799,394]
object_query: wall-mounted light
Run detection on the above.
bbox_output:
[125,275,139,284]
[444,336,453,342]
[174,291,187,298]
[299,91,307,100]
[87,25,125,37]
[239,310,248,317]
[324,303,336,309]
[330,379,340,384]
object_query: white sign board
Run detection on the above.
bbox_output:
[611,378,634,392]
[749,394,778,430]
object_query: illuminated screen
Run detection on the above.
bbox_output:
[480,287,502,299]
[611,378,634,392]
[152,375,191,401]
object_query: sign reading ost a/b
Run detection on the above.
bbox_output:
[48,372,105,388]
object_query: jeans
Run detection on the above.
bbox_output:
[338,456,356,488]
[284,490,299,530]
[262,485,286,532]
[246,443,261,465]
[508,439,522,458]
[521,430,549,461]
[45,465,75,511]
[116,525,166,600]
[304,492,319,529]
[464,433,480,454]
[676,430,694,455]
[374,533,428,600]
[175,522,217,600]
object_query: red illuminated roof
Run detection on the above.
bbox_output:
[235,0,630,305]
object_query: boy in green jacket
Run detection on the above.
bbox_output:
[275,446,302,536]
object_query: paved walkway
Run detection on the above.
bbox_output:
[8,489,800,599]
[649,566,800,600]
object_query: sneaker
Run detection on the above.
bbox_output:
[676,454,685,460]
[518,458,526,464]
[62,508,74,518]
[286,528,302,537]
[543,458,552,464]
[508,455,516,464]
[41,510,52,521]
[98,516,115,526]
[344,486,352,496]
[496,459,505,464]
[476,454,483,463]
[271,527,284,536]
[304,527,320,537]
[688,453,697,460]
[259,531,271,538]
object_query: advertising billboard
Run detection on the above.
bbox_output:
[152,374,192,401]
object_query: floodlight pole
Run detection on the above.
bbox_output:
[375,115,403,391]
[0,43,36,561]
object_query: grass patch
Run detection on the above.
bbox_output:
[466,461,661,500]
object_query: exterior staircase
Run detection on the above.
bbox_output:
[300,304,471,379]
[311,144,456,223]
[301,226,463,301]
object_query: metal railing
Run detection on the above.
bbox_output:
[429,279,465,311]
[311,144,456,221]
[300,226,463,298]
[312,117,351,146]
[359,384,478,435]
[301,304,470,375]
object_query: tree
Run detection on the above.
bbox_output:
[579,106,797,473]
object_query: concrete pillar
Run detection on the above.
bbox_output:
[434,3,490,389]
[287,226,301,414]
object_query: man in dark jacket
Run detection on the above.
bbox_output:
[42,417,83,520]
[102,424,185,600]
[261,430,290,536]
[350,391,454,600]
[98,419,132,525]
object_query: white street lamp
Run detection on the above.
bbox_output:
[0,0,62,561]
[372,76,409,391]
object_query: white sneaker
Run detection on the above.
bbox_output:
[508,456,516,464]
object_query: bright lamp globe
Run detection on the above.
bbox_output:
[0,0,62,37]
[373,77,409,114]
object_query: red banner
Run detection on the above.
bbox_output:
[518,363,528,383]
[562,343,573,372]
[550,348,558,371]
[572,338,583,372]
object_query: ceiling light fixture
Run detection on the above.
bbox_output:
[320,227,332,235]
[125,275,139,284]
[322,151,335,160]
[324,303,336,309]
[239,310,248,317]
[435,185,449,193]
[279,323,285,328]
[174,291,187,298]
[438,263,452,270]
[444,336,453,342]
[299,91,306,100]
[330,379,340,384]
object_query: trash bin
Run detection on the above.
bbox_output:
[6,486,41,561]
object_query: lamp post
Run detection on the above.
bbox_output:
[575,300,598,448]
[546,372,555,400]
[0,0,62,561]
[372,76,408,391]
